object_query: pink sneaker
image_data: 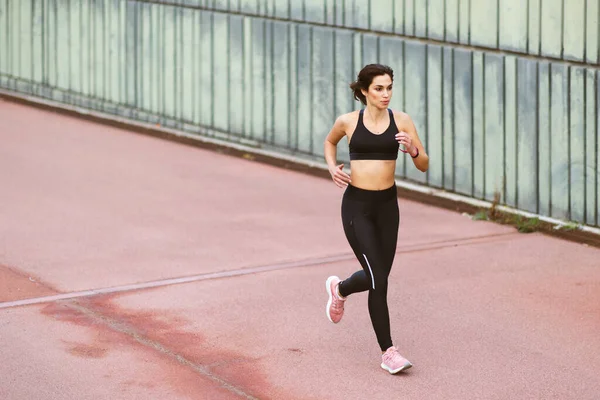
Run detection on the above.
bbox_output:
[381,346,413,374]
[325,276,346,323]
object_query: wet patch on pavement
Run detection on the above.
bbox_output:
[0,264,57,302]
[40,293,291,399]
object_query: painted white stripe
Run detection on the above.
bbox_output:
[363,254,375,289]
[0,232,519,310]
[0,253,354,310]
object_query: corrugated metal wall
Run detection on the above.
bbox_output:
[1,0,598,227]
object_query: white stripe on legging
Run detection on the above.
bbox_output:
[362,254,375,289]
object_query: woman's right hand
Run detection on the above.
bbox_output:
[329,163,351,188]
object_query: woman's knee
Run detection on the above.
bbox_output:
[369,276,389,293]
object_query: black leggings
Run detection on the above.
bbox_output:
[338,184,399,352]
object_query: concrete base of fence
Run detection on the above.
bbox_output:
[2,88,600,249]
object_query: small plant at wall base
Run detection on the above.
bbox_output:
[472,210,489,221]
[471,191,542,234]
[488,191,502,221]
[510,215,541,233]
[478,210,542,233]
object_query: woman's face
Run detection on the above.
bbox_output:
[362,74,393,109]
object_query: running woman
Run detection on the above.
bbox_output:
[323,64,429,374]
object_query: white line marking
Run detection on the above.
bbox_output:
[363,254,376,289]
[0,232,520,310]
[0,253,354,310]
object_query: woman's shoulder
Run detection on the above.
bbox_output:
[335,110,361,127]
[339,109,361,120]
[390,109,414,126]
[390,108,409,120]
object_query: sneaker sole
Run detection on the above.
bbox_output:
[380,362,413,375]
[325,276,338,324]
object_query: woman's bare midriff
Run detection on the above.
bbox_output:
[349,159,397,190]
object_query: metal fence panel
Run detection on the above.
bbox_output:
[585,70,598,226]
[311,26,335,159]
[404,41,428,185]
[199,10,213,127]
[452,48,473,197]
[550,64,571,220]
[274,20,292,146]
[212,12,230,132]
[585,0,599,64]
[426,45,444,189]
[504,55,518,209]
[483,54,506,202]
[442,47,455,191]
[32,0,593,64]
[471,0,497,48]
[1,0,599,227]
[597,72,600,227]
[0,0,8,88]
[371,0,394,33]
[378,37,406,177]
[537,62,551,217]
[528,0,541,56]
[295,24,312,154]
[540,0,563,59]
[570,67,587,223]
[472,52,485,200]
[517,58,539,214]
[563,0,586,62]
[498,0,528,53]
[445,0,459,43]
[427,0,445,41]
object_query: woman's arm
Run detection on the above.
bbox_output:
[394,111,429,173]
[324,115,352,187]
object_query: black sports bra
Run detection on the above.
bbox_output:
[349,109,399,161]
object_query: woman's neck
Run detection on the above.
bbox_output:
[365,104,387,121]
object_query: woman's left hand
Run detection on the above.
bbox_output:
[395,131,416,156]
